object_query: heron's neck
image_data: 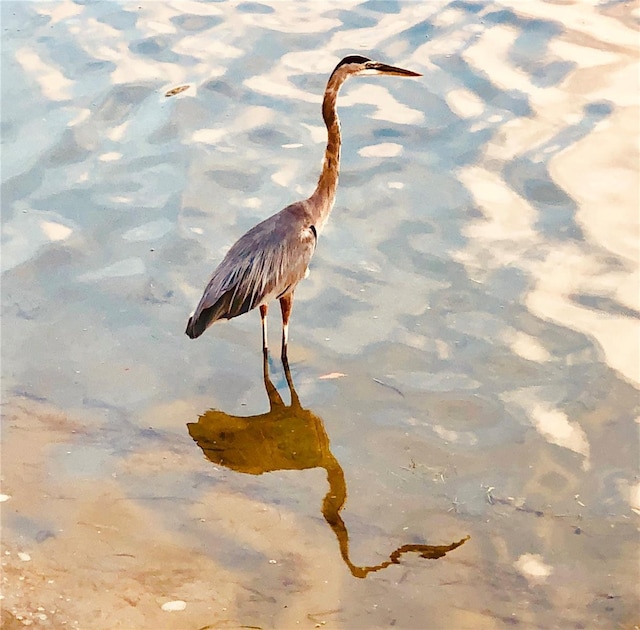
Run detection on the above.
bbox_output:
[308,72,346,231]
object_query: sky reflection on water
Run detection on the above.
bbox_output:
[1,1,639,628]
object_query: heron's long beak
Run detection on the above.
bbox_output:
[371,62,422,77]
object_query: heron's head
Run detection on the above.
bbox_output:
[330,55,422,80]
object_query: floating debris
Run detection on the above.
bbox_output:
[371,377,404,397]
[318,372,346,380]
[18,552,31,562]
[161,600,186,612]
[165,85,190,97]
[0,494,10,502]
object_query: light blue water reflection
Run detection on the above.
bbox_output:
[2,1,638,628]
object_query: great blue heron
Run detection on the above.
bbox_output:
[185,55,421,358]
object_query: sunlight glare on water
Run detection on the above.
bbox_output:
[1,1,638,628]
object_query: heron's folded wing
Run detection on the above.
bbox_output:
[192,214,317,325]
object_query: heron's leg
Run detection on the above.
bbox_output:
[260,304,268,354]
[279,293,293,360]
[262,339,284,410]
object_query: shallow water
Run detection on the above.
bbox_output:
[1,1,639,628]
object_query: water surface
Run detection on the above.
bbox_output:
[2,1,639,628]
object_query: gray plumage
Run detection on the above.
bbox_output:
[186,202,316,338]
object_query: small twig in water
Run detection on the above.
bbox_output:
[372,377,404,397]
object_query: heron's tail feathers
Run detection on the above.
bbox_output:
[185,291,237,339]
[185,312,208,339]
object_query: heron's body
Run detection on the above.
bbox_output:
[186,55,420,357]
[185,201,316,339]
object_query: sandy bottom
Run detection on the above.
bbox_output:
[2,395,638,629]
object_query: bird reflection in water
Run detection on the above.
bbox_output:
[187,357,468,578]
